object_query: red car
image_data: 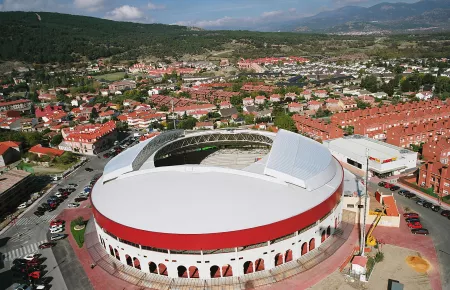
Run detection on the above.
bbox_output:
[38,242,56,249]
[408,222,423,229]
[403,212,419,218]
[384,183,394,189]
[50,219,65,226]
[29,271,41,279]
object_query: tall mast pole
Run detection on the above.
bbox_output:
[171,99,176,130]
[360,148,369,256]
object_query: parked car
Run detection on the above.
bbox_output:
[103,153,110,158]
[405,218,420,223]
[34,211,45,217]
[430,205,441,212]
[50,234,66,241]
[17,203,28,209]
[423,202,432,208]
[67,202,80,208]
[441,210,450,217]
[411,228,429,235]
[403,212,419,218]
[14,284,32,290]
[390,186,400,191]
[416,199,425,206]
[85,168,94,172]
[49,224,63,231]
[407,222,423,229]
[54,192,62,198]
[398,189,410,196]
[384,183,394,189]
[74,197,88,202]
[50,228,63,234]
[50,219,64,226]
[22,254,39,261]
[38,242,56,249]
[405,192,416,199]
[68,183,78,187]
[57,188,66,193]
[66,188,76,193]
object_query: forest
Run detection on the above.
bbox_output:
[1,12,450,64]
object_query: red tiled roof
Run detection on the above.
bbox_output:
[383,196,399,217]
[0,141,21,148]
[0,99,31,107]
[29,144,65,157]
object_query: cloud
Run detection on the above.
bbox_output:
[0,0,53,11]
[106,5,144,21]
[147,1,165,10]
[74,0,104,12]
[261,11,283,18]
[331,0,369,4]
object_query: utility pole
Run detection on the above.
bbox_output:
[171,99,176,130]
[360,148,370,256]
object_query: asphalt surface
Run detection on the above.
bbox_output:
[0,133,133,290]
[369,182,450,290]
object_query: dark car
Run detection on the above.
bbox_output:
[398,189,410,196]
[34,211,45,217]
[405,218,420,223]
[103,153,110,158]
[403,212,419,218]
[57,188,65,193]
[68,183,78,187]
[430,205,441,212]
[405,192,416,199]
[66,188,76,193]
[390,186,400,191]
[423,202,432,208]
[74,197,88,202]
[85,168,94,172]
[441,210,450,217]
[411,228,429,235]
[40,203,50,209]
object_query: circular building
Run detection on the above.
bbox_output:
[91,129,344,279]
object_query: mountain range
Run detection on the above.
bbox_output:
[279,0,450,33]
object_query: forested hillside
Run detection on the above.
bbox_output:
[1,12,450,64]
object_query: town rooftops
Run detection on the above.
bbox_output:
[29,144,65,157]
[0,170,31,196]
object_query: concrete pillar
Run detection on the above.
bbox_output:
[425,162,434,188]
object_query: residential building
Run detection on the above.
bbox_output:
[194,122,214,130]
[386,119,450,148]
[29,144,65,158]
[0,99,32,113]
[325,98,340,111]
[98,110,115,122]
[219,107,238,118]
[0,141,21,167]
[219,101,232,109]
[422,138,450,164]
[35,105,63,118]
[255,95,266,105]
[108,80,136,93]
[293,115,344,141]
[417,162,450,197]
[416,91,433,100]
[300,90,312,100]
[0,170,34,217]
[314,90,328,98]
[269,94,282,102]
[288,103,303,113]
[371,92,388,99]
[173,104,215,116]
[308,100,322,111]
[338,97,358,111]
[59,120,117,155]
[243,97,254,106]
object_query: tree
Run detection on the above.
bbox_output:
[244,114,255,125]
[160,105,169,112]
[50,134,63,147]
[56,151,77,164]
[361,75,378,93]
[116,121,128,132]
[274,114,297,132]
[356,100,371,109]
[381,80,395,96]
[178,117,198,130]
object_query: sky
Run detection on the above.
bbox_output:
[0,0,420,30]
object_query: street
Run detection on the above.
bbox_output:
[0,133,133,290]
[369,182,450,290]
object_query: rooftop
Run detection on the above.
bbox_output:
[0,170,31,195]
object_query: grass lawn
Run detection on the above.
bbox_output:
[92,72,125,81]
[71,219,86,248]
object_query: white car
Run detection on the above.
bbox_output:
[55,192,62,198]
[50,227,64,234]
[22,253,38,261]
[67,202,80,208]
[17,203,27,209]
[49,225,63,231]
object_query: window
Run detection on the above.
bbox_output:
[445,183,449,187]
[444,190,448,194]
[347,204,355,208]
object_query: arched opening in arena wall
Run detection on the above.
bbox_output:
[274,253,284,266]
[108,245,114,256]
[255,258,265,271]
[158,263,168,276]
[210,265,221,278]
[321,230,326,243]
[301,242,308,255]
[285,249,293,262]
[222,264,233,277]
[149,262,158,274]
[177,265,188,278]
[189,266,200,278]
[243,261,254,274]
[309,238,315,251]
[114,248,120,260]
[335,217,338,229]
[327,225,331,237]
[125,254,133,267]
[133,257,141,269]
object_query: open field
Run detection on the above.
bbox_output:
[92,72,125,81]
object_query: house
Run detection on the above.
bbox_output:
[108,80,136,93]
[351,256,368,275]
[38,93,57,102]
[173,104,215,116]
[243,106,258,115]
[269,94,282,102]
[288,102,303,113]
[219,107,239,118]
[338,97,358,110]
[308,100,322,111]
[416,91,433,100]
[358,95,375,105]
[148,88,162,96]
[371,92,388,99]
[300,90,312,100]
[422,138,450,164]
[100,89,109,97]
[98,110,115,122]
[243,97,254,106]
[314,90,328,98]
[0,99,32,113]
[255,95,266,105]
[0,141,21,167]
[29,144,65,158]
[284,92,297,101]
[35,105,63,118]
[293,114,344,141]
[219,101,232,109]
[194,122,214,130]
[325,98,340,111]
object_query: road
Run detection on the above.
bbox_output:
[0,133,133,290]
[369,182,450,290]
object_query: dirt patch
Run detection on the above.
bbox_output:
[406,256,431,274]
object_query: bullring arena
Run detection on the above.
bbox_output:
[87,129,353,289]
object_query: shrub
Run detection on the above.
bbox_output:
[375,252,384,263]
[70,217,86,248]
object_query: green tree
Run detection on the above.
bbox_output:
[50,134,63,147]
[160,105,169,112]
[244,114,255,125]
[274,114,297,132]
[178,117,198,130]
[361,75,379,93]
